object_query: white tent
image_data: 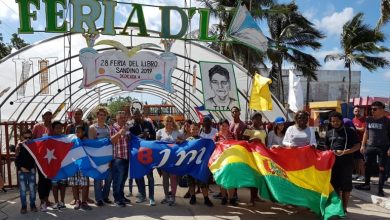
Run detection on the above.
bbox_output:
[0,29,286,123]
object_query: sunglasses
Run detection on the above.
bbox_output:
[23,136,32,139]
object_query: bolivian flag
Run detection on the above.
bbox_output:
[209,140,345,220]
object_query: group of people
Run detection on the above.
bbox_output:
[13,101,390,217]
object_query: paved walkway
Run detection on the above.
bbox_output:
[1,180,390,220]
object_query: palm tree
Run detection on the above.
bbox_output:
[265,3,324,105]
[378,0,390,28]
[325,13,390,116]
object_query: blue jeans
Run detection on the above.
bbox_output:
[18,170,36,208]
[136,170,155,200]
[94,168,112,202]
[112,159,129,203]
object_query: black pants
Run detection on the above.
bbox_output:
[38,170,52,200]
[364,147,389,192]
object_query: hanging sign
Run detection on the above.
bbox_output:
[79,38,177,92]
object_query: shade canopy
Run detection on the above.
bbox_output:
[0,29,286,123]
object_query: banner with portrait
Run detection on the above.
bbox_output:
[199,61,240,111]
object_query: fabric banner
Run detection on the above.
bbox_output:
[227,4,268,52]
[208,140,344,220]
[130,136,215,183]
[249,73,273,111]
[288,69,304,112]
[24,135,113,180]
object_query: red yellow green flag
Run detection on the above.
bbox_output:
[208,140,345,220]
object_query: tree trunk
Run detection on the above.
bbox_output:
[278,60,285,105]
[347,64,352,118]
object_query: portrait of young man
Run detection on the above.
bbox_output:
[200,62,239,111]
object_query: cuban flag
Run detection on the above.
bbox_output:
[227,4,268,52]
[194,105,213,123]
[24,135,113,180]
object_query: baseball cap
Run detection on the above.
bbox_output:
[274,117,285,124]
[42,109,52,115]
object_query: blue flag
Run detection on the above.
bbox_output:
[130,136,215,183]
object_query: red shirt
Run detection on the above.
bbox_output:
[110,123,129,160]
[352,116,366,141]
[229,120,247,140]
[32,123,53,138]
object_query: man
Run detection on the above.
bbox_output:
[32,109,53,212]
[129,109,156,206]
[355,101,390,197]
[110,111,131,207]
[229,106,247,141]
[325,111,360,214]
[205,65,238,111]
[352,106,366,181]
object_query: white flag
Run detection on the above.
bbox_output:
[288,69,304,113]
[227,4,268,52]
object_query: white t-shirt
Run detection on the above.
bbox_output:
[282,125,317,147]
[156,128,181,143]
[200,127,218,140]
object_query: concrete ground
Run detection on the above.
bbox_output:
[1,176,390,220]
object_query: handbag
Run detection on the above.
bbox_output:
[178,175,188,188]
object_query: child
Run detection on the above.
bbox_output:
[187,123,214,207]
[15,129,37,214]
[68,126,92,210]
[51,121,67,210]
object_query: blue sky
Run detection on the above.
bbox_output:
[0,0,389,103]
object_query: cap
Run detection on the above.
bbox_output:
[274,117,285,124]
[42,109,52,115]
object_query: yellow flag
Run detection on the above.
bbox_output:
[249,73,272,111]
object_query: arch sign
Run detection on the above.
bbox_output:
[79,37,177,92]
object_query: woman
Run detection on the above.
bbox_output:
[156,115,183,206]
[181,119,193,140]
[88,107,113,207]
[282,111,317,147]
[267,117,286,148]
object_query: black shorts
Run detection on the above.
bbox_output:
[353,151,364,160]
[331,155,354,192]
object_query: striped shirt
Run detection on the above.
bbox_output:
[110,123,129,159]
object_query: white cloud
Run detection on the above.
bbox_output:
[314,7,354,36]
[0,1,19,21]
[303,8,317,21]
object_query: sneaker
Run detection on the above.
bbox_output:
[149,199,156,206]
[115,201,126,207]
[59,202,66,209]
[229,198,238,206]
[356,176,365,182]
[74,200,81,210]
[126,192,133,197]
[189,195,196,205]
[69,200,77,205]
[30,205,38,212]
[136,192,142,198]
[161,198,169,204]
[123,198,131,204]
[81,202,92,210]
[377,190,385,197]
[213,192,223,199]
[136,197,146,203]
[40,203,48,212]
[221,197,227,205]
[52,203,60,210]
[183,191,191,199]
[352,174,358,179]
[20,207,27,214]
[103,198,113,204]
[355,184,370,191]
[204,197,214,207]
[96,200,104,207]
[168,196,176,206]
